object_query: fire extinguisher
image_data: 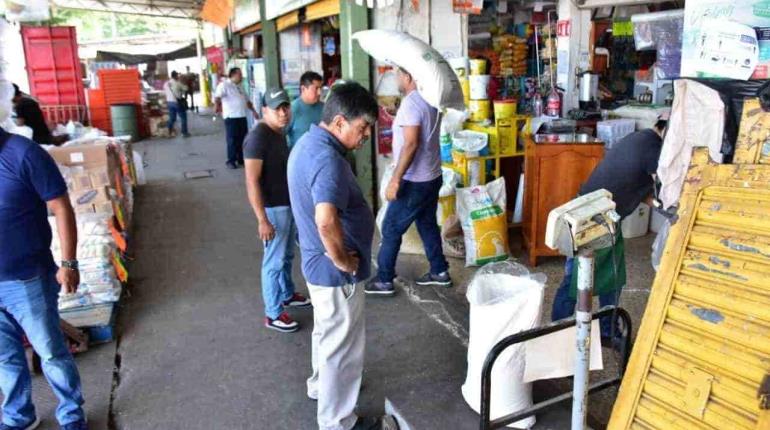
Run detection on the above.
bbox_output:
[545,87,562,117]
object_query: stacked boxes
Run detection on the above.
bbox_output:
[47,138,136,330]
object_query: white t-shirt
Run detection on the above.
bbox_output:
[214,79,248,119]
[163,79,187,103]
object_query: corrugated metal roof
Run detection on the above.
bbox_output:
[52,0,203,19]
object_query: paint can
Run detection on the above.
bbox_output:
[449,57,470,77]
[493,100,517,119]
[469,75,491,100]
[459,77,471,105]
[468,99,491,122]
[470,59,487,75]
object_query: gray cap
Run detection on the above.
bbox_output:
[263,87,290,109]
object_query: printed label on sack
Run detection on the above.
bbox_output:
[70,152,85,163]
[470,205,508,264]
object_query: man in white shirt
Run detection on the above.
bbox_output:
[164,71,190,137]
[214,67,259,169]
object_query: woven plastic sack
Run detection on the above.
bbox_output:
[456,177,509,267]
[462,261,546,429]
[353,30,465,111]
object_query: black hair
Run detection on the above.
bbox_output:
[321,82,378,125]
[12,83,20,98]
[228,67,241,78]
[300,71,323,88]
[654,119,668,132]
[171,71,179,79]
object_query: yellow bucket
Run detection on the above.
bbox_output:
[470,59,487,75]
[493,100,517,119]
[468,99,491,122]
[459,77,471,105]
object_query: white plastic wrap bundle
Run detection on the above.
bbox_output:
[49,213,122,310]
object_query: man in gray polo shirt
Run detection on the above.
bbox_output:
[288,82,394,430]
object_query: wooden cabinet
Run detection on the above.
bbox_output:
[522,136,605,266]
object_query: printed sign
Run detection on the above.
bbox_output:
[556,20,571,37]
[453,0,482,15]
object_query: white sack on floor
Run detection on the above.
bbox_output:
[462,261,545,429]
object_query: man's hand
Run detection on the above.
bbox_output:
[333,251,360,275]
[385,179,400,202]
[258,220,275,242]
[57,267,79,294]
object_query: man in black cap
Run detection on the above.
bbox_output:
[244,87,311,333]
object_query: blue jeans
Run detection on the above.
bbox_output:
[261,207,297,319]
[0,269,85,427]
[551,258,619,338]
[377,176,448,283]
[167,102,188,135]
[224,117,247,165]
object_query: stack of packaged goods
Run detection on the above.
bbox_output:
[144,91,169,138]
[47,139,135,330]
[495,35,528,77]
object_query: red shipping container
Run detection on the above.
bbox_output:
[21,26,86,107]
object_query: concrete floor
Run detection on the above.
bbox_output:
[3,112,657,429]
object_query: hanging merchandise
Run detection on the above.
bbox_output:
[532,92,544,116]
[353,30,465,111]
[456,177,510,267]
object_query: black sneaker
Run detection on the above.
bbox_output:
[415,271,453,288]
[226,161,237,170]
[351,416,399,430]
[364,280,395,296]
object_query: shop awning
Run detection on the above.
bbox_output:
[51,0,202,19]
[95,43,198,65]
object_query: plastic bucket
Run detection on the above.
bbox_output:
[459,77,471,105]
[494,100,517,119]
[449,57,470,77]
[468,100,491,122]
[469,75,491,100]
[110,104,139,142]
[470,59,487,75]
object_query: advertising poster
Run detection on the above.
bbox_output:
[682,0,770,79]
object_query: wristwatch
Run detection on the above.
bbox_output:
[61,260,79,270]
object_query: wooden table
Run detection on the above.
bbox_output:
[522,135,605,266]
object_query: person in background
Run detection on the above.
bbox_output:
[551,117,668,345]
[243,87,311,333]
[164,71,190,138]
[287,82,396,430]
[0,127,88,430]
[366,67,451,296]
[286,71,324,150]
[11,84,60,146]
[214,67,258,169]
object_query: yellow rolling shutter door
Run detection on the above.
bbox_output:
[608,100,770,430]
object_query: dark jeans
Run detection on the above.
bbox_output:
[377,176,448,283]
[167,102,188,135]
[225,117,248,165]
[551,257,620,338]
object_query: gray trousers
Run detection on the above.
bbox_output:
[306,282,365,430]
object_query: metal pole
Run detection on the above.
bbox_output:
[572,251,594,430]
